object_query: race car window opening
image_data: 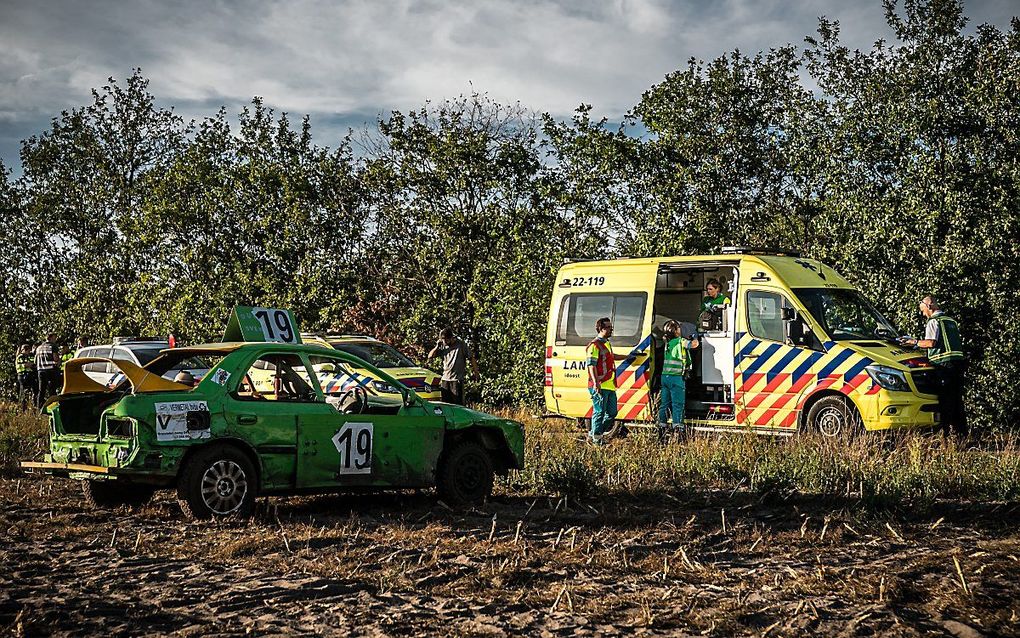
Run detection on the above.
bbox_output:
[129,347,165,366]
[234,354,317,403]
[308,355,404,415]
[746,290,792,343]
[556,292,647,347]
[330,342,415,369]
[792,288,898,342]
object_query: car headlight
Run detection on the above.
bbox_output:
[866,365,910,392]
[372,380,399,393]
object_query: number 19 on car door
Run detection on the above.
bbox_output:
[331,422,373,475]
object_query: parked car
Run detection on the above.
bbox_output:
[76,337,209,387]
[303,333,443,401]
[23,341,524,518]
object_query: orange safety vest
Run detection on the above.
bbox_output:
[587,338,615,389]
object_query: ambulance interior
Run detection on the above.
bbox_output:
[652,264,738,419]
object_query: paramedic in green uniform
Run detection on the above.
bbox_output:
[900,296,967,437]
[659,320,699,435]
[701,279,731,312]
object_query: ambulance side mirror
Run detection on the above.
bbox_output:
[780,307,797,321]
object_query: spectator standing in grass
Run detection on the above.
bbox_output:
[35,333,60,406]
[587,317,617,445]
[428,327,478,405]
[15,343,36,405]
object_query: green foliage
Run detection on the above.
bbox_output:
[1,3,1018,429]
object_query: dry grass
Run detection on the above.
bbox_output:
[0,403,47,477]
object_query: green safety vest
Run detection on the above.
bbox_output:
[662,337,692,376]
[927,314,964,365]
[15,354,34,374]
[61,351,74,370]
[701,294,730,312]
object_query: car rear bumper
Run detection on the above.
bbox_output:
[20,460,174,483]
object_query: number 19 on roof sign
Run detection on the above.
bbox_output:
[222,306,303,344]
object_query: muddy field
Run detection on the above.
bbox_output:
[2,475,1018,637]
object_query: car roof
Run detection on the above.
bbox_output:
[169,342,373,356]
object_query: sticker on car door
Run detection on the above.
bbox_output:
[154,401,211,441]
[331,422,373,474]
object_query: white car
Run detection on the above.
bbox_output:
[76,338,209,387]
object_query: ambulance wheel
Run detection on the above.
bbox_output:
[437,440,494,506]
[177,445,256,519]
[805,396,863,438]
[82,480,155,509]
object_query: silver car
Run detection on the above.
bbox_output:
[75,338,209,387]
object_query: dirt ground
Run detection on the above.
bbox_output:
[2,477,1018,637]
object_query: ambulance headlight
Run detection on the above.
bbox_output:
[865,365,910,392]
[372,380,399,393]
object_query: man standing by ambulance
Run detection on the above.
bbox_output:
[900,296,967,437]
[587,317,618,444]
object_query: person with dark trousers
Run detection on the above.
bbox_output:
[15,343,36,405]
[35,333,60,406]
[428,327,478,405]
[900,296,968,437]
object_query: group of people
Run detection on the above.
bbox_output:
[585,291,968,445]
[14,335,86,406]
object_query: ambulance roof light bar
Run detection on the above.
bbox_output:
[720,246,802,258]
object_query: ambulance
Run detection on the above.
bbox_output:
[544,248,940,436]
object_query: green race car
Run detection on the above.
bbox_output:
[22,341,524,518]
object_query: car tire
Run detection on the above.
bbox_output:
[805,396,864,438]
[436,440,494,506]
[177,445,257,520]
[82,480,155,509]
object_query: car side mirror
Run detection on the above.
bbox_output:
[403,391,418,408]
[781,307,798,321]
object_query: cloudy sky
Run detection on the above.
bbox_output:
[1,0,1015,171]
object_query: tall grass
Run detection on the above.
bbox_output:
[497,408,1020,510]
[4,401,1020,510]
[0,403,48,476]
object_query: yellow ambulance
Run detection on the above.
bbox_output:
[544,248,940,435]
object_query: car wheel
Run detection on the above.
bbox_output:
[805,396,864,438]
[82,480,155,509]
[177,446,257,519]
[436,440,494,506]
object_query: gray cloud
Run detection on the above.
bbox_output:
[0,0,1016,171]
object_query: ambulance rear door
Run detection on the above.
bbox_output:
[547,263,657,422]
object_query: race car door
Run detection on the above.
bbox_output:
[295,353,445,489]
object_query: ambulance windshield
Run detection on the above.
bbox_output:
[793,288,898,342]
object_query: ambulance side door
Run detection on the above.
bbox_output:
[735,289,815,430]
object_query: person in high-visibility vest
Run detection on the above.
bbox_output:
[587,317,617,445]
[701,279,731,312]
[900,296,967,436]
[15,343,36,405]
[658,320,700,439]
